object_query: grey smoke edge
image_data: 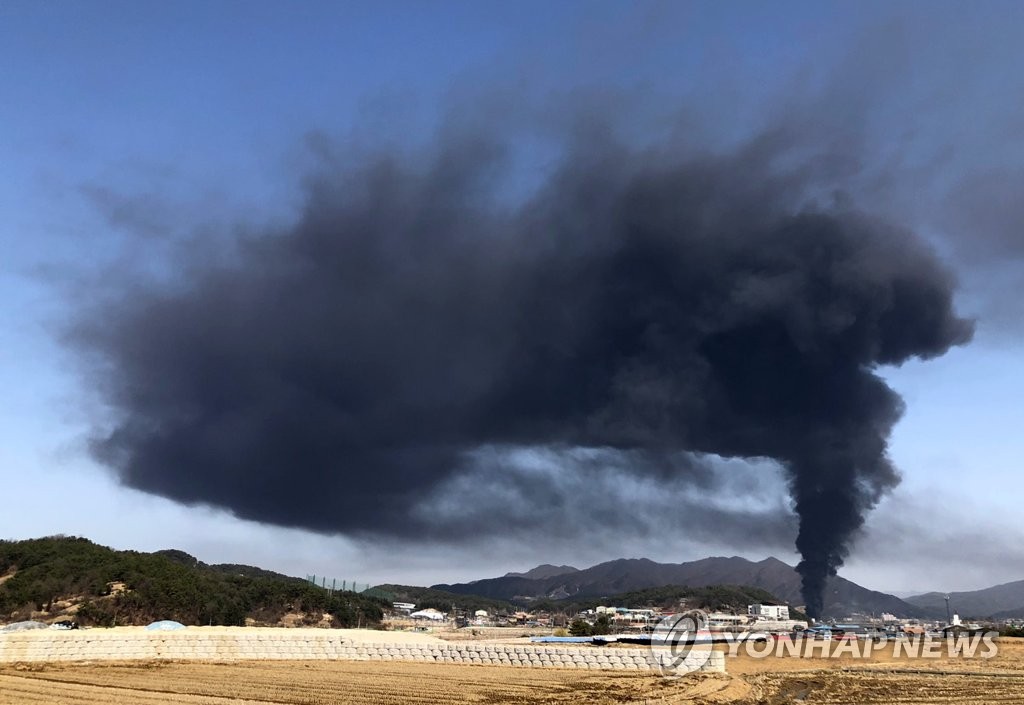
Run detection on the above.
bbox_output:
[409,447,797,547]
[70,126,972,618]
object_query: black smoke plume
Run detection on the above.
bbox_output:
[72,128,973,617]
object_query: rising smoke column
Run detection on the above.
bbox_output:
[72,131,973,617]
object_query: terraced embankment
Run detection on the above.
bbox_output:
[0,627,724,673]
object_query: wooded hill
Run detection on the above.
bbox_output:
[0,537,386,628]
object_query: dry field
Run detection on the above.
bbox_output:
[2,639,1024,704]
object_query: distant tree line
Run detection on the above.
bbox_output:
[369,584,516,615]
[568,614,612,636]
[529,584,799,618]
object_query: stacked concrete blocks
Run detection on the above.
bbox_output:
[0,631,725,673]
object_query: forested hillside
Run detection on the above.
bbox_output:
[0,537,386,628]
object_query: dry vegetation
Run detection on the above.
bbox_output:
[3,640,1024,704]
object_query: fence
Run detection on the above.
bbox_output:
[305,575,372,595]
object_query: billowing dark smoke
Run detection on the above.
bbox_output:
[72,129,973,617]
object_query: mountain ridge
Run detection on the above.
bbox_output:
[502,564,579,581]
[434,555,922,618]
[906,579,1024,619]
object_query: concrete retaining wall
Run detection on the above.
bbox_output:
[0,631,724,673]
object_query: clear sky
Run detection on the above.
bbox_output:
[2,0,1023,595]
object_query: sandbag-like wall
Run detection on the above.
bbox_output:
[0,630,348,662]
[0,631,725,673]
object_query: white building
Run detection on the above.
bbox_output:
[707,612,749,628]
[410,608,446,621]
[748,604,790,620]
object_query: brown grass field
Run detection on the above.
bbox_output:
[3,639,1024,704]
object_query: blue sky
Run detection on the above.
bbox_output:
[2,1,1023,593]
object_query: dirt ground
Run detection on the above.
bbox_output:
[2,638,1023,704]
